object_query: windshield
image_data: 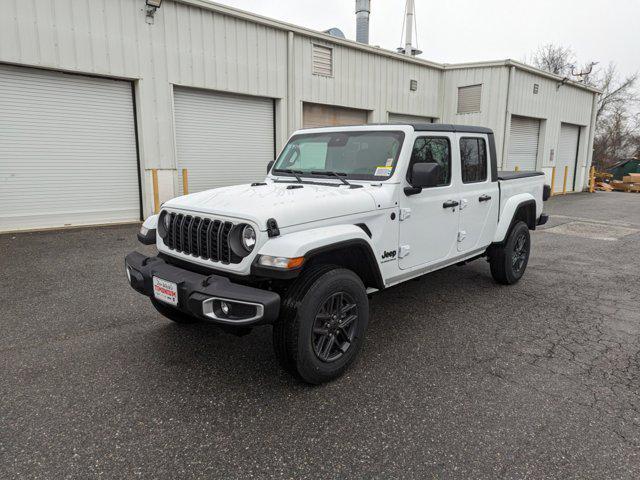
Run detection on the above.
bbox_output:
[272,131,405,181]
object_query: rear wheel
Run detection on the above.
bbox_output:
[273,265,369,384]
[151,299,199,324]
[488,221,531,285]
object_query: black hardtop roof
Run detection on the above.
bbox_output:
[407,123,494,134]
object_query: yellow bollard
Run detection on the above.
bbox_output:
[562,165,569,195]
[589,166,596,193]
[152,169,160,214]
[514,165,520,172]
[182,168,189,195]
[550,166,556,196]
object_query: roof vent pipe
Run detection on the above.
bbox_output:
[355,0,370,44]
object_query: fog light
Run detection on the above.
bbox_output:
[220,301,230,315]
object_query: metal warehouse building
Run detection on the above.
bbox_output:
[0,0,599,232]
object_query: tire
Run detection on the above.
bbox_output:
[273,265,369,385]
[489,221,531,285]
[150,298,199,324]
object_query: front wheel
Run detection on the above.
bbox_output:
[273,265,369,384]
[488,221,531,285]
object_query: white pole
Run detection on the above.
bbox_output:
[404,0,414,56]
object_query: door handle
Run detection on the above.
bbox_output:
[442,200,459,209]
[479,194,492,202]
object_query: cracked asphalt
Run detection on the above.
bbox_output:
[1,192,639,479]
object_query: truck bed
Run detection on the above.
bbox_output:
[498,172,545,221]
[497,171,545,181]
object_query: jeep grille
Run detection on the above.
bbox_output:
[163,213,240,264]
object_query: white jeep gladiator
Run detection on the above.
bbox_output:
[126,124,550,384]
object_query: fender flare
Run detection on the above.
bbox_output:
[493,194,536,243]
[252,224,384,288]
[137,214,159,245]
[142,214,159,230]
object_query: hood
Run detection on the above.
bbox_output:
[164,182,378,230]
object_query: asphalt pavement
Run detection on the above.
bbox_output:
[1,191,639,479]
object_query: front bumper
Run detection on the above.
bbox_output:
[125,251,280,325]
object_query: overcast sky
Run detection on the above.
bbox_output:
[213,0,639,78]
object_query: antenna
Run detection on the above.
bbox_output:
[396,0,422,56]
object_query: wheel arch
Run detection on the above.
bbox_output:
[493,195,537,244]
[303,239,384,290]
[253,224,385,290]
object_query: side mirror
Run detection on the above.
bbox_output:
[267,160,274,174]
[405,163,442,195]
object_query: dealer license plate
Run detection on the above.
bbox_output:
[153,277,178,306]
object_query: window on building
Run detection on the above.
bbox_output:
[408,137,451,187]
[312,44,333,77]
[457,84,482,114]
[460,137,488,183]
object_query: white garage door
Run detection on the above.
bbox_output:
[303,103,368,128]
[173,88,274,195]
[556,123,581,193]
[388,113,434,124]
[0,65,140,232]
[507,116,541,171]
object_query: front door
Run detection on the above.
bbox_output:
[398,134,460,270]
[457,134,499,252]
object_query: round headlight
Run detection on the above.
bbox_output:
[158,210,171,239]
[241,225,256,251]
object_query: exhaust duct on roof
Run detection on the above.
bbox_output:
[355,0,370,44]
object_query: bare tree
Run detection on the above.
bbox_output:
[583,63,639,122]
[532,44,575,77]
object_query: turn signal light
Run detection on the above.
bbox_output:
[258,255,304,269]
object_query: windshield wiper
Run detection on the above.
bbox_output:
[273,168,303,183]
[310,171,351,186]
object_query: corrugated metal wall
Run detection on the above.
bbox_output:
[441,65,596,190]
[292,37,442,128]
[0,0,597,220]
[509,69,594,189]
[441,66,510,161]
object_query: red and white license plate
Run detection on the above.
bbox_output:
[153,277,178,306]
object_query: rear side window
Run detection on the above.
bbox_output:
[460,137,487,183]
[408,137,451,187]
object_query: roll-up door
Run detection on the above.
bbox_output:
[556,123,581,193]
[388,113,434,124]
[303,103,368,128]
[173,88,275,195]
[507,116,541,171]
[0,65,140,232]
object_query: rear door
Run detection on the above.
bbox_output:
[456,134,499,252]
[507,116,540,170]
[556,123,581,193]
[398,133,459,270]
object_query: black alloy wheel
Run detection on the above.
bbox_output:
[512,231,529,273]
[312,292,359,362]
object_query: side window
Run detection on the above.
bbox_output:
[460,137,487,183]
[408,137,451,187]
